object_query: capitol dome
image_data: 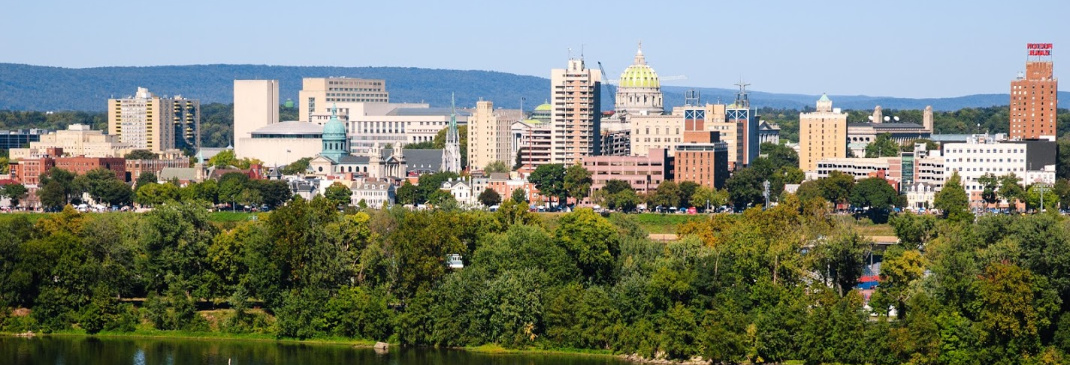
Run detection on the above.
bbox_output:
[618,44,659,89]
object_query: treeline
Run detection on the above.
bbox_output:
[4,189,1070,363]
[0,110,107,132]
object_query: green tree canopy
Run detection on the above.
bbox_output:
[934,171,971,222]
[324,182,352,207]
[478,188,501,207]
[865,133,901,158]
[529,164,566,206]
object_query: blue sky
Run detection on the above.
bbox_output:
[2,0,1066,98]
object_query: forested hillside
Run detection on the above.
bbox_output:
[1,63,1059,112]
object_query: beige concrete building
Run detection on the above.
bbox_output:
[9,124,136,159]
[237,121,324,166]
[298,77,389,122]
[467,100,520,171]
[233,80,280,157]
[550,58,602,165]
[108,87,199,153]
[799,94,847,172]
[630,113,683,156]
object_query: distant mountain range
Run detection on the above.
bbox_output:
[0,63,1061,112]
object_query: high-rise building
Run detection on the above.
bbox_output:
[615,42,663,117]
[550,58,602,165]
[799,94,848,172]
[233,80,280,157]
[1010,43,1057,140]
[299,77,389,122]
[725,83,759,168]
[108,87,199,153]
[467,100,520,171]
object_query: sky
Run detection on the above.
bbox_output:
[2,0,1068,98]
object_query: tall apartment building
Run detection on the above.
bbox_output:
[233,80,280,158]
[1010,43,1057,140]
[299,77,389,122]
[108,87,199,153]
[550,58,602,165]
[799,94,848,172]
[467,100,520,171]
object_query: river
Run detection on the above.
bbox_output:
[1,336,629,365]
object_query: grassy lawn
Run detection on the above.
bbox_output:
[632,213,707,234]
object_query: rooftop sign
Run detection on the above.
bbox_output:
[1028,43,1053,56]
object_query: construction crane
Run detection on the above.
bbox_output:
[597,61,616,113]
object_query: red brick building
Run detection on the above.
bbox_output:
[10,148,125,185]
[1010,43,1058,140]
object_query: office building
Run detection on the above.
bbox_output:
[9,124,136,159]
[630,114,683,156]
[582,148,671,197]
[942,135,1056,207]
[0,129,46,151]
[725,83,759,168]
[674,142,729,190]
[799,94,847,172]
[1010,43,1057,140]
[298,77,389,122]
[847,105,931,156]
[233,80,280,156]
[467,100,521,171]
[550,58,602,165]
[108,87,198,153]
[10,148,125,185]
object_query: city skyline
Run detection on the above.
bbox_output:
[2,1,1067,99]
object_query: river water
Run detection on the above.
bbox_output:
[1,336,629,365]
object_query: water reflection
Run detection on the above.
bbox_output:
[0,336,626,365]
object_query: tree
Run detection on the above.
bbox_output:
[849,177,897,210]
[124,149,158,160]
[1025,183,1058,212]
[484,160,510,174]
[38,180,67,210]
[605,189,642,212]
[978,173,1000,207]
[649,180,682,209]
[397,181,418,205]
[690,186,728,211]
[934,171,971,222]
[208,149,240,169]
[726,167,765,209]
[510,188,528,204]
[564,164,593,204]
[603,179,632,195]
[998,174,1025,211]
[865,133,900,158]
[555,208,620,284]
[2,183,28,207]
[677,181,700,208]
[97,180,133,207]
[324,182,352,208]
[529,164,565,207]
[279,157,312,175]
[135,172,158,191]
[478,188,501,207]
[821,171,856,208]
[811,230,870,296]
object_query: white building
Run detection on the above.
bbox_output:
[942,135,1056,207]
[9,124,137,159]
[351,179,395,208]
[441,178,474,206]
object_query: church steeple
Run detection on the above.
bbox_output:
[442,93,462,173]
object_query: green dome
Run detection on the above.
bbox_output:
[618,44,659,89]
[322,106,347,140]
[534,103,552,111]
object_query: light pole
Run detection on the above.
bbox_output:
[1038,183,1052,213]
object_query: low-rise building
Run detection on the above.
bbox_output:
[674,142,729,190]
[9,124,137,159]
[10,148,126,185]
[352,179,395,208]
[582,147,671,197]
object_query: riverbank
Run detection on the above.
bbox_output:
[0,329,378,348]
